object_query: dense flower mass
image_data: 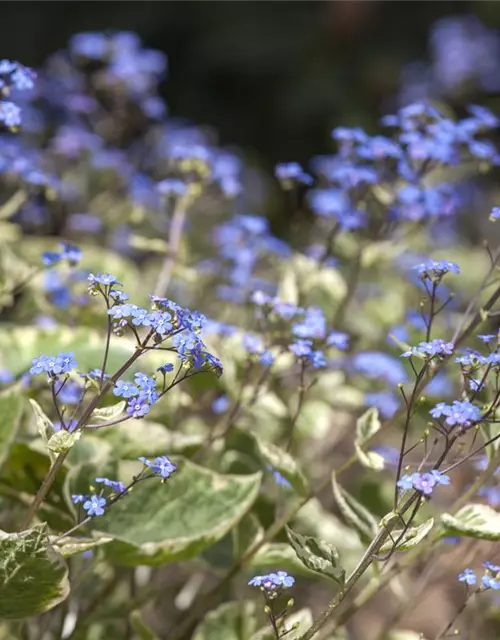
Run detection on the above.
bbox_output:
[414,260,460,281]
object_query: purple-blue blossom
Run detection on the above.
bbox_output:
[402,339,454,358]
[83,495,107,517]
[248,570,295,591]
[414,260,460,280]
[113,380,139,399]
[430,400,481,427]
[458,568,477,586]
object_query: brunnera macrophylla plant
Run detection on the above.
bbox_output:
[4,31,500,640]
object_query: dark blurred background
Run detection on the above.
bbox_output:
[4,0,500,176]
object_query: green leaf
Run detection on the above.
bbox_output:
[0,524,69,618]
[50,535,112,558]
[47,429,82,454]
[97,460,262,566]
[193,601,257,640]
[441,504,500,541]
[95,420,203,458]
[481,420,500,461]
[0,443,71,530]
[331,473,378,542]
[88,401,126,425]
[354,444,385,471]
[354,408,384,470]
[129,610,159,640]
[252,435,308,496]
[29,399,56,463]
[0,388,24,470]
[379,517,434,553]
[286,526,345,587]
[356,407,381,444]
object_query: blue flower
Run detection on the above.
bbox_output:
[88,273,119,287]
[490,207,500,221]
[397,474,414,492]
[483,561,500,573]
[430,470,451,486]
[458,568,477,586]
[352,352,407,385]
[212,395,230,414]
[275,162,312,185]
[157,178,187,197]
[327,331,349,350]
[95,477,126,493]
[412,472,436,495]
[140,455,177,479]
[113,380,139,398]
[482,574,500,590]
[134,373,156,390]
[82,495,106,517]
[289,340,313,358]
[71,494,86,505]
[59,243,82,265]
[157,363,174,374]
[42,251,61,266]
[126,399,150,418]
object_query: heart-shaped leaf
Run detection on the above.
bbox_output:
[96,459,262,566]
[0,524,69,618]
[286,526,345,587]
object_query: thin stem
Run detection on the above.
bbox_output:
[435,589,477,640]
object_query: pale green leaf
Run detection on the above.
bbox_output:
[379,517,434,553]
[88,401,126,425]
[441,504,500,541]
[0,388,24,470]
[354,443,385,471]
[129,610,159,640]
[0,524,69,618]
[331,473,378,542]
[29,399,56,462]
[193,601,257,640]
[286,526,345,587]
[47,429,82,454]
[50,535,112,558]
[96,460,262,566]
[355,407,381,445]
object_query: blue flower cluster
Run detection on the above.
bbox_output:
[397,470,450,495]
[308,102,499,234]
[402,339,454,359]
[0,60,35,130]
[210,215,291,304]
[30,353,77,377]
[248,292,349,370]
[42,243,82,267]
[430,400,481,427]
[458,562,500,590]
[414,260,460,282]
[248,570,295,593]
